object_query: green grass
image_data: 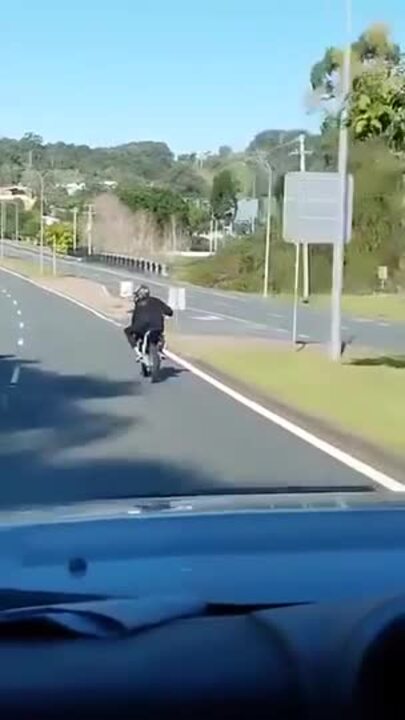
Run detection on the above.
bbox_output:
[277,293,405,323]
[173,337,405,458]
[340,294,405,322]
[0,257,62,278]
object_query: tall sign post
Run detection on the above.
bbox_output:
[283,171,354,349]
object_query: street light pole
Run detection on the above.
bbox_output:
[52,236,57,276]
[0,202,5,259]
[87,204,93,255]
[72,207,78,252]
[263,162,272,297]
[39,175,45,275]
[299,134,310,303]
[14,202,19,242]
[330,0,352,361]
[255,135,303,299]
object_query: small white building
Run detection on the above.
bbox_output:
[56,182,86,196]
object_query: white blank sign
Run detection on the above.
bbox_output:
[168,286,186,310]
[283,172,353,245]
[119,281,134,298]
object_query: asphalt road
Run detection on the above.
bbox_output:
[3,240,405,353]
[0,268,383,510]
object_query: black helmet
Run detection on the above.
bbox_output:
[133,284,150,301]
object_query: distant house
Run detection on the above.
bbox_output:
[0,185,35,210]
[43,214,59,226]
[56,182,86,196]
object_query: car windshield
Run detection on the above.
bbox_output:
[0,0,404,516]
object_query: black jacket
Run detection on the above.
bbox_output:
[131,296,173,334]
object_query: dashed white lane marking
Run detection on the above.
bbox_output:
[17,338,24,347]
[189,305,267,330]
[1,265,404,494]
[17,309,21,316]
[10,366,20,385]
[355,317,374,324]
[191,315,222,321]
[273,327,288,334]
[19,321,24,329]
[378,321,391,327]
[12,299,18,306]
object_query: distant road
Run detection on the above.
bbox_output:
[0,267,391,511]
[3,239,405,353]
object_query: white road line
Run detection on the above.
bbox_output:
[13,299,18,306]
[269,313,283,319]
[188,305,267,330]
[17,338,24,347]
[355,317,374,324]
[10,366,20,385]
[166,350,405,493]
[17,310,21,316]
[273,327,288,334]
[378,321,390,328]
[19,321,24,329]
[1,265,404,493]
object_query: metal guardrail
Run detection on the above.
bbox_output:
[73,250,169,277]
[2,241,168,277]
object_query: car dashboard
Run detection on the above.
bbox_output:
[0,491,404,719]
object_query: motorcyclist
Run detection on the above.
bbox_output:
[124,284,173,357]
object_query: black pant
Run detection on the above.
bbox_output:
[124,325,163,350]
[124,326,142,349]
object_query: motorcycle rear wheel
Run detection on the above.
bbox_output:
[150,343,161,383]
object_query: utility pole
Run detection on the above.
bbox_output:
[263,162,272,298]
[290,133,312,302]
[86,204,93,255]
[14,203,19,242]
[0,202,5,259]
[213,218,219,253]
[331,0,351,361]
[39,175,45,274]
[52,234,57,276]
[209,216,214,253]
[72,207,78,252]
[171,215,177,253]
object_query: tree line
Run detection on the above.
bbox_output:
[182,23,405,294]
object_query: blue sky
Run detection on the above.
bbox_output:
[2,0,404,152]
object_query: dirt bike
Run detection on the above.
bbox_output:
[136,329,164,383]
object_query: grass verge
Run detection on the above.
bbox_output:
[309,293,405,322]
[171,337,405,459]
[0,257,61,279]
